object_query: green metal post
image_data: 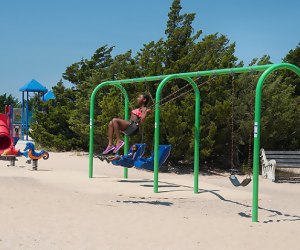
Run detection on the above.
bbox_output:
[122,86,129,179]
[89,82,129,178]
[189,77,201,194]
[154,76,200,193]
[89,82,107,178]
[153,79,163,193]
[252,63,300,222]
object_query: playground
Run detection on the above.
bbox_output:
[0,152,299,249]
[0,64,299,249]
[1,0,299,249]
[0,63,299,249]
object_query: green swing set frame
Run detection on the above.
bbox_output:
[88,63,300,222]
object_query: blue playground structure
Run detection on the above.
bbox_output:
[19,79,48,141]
[44,90,55,101]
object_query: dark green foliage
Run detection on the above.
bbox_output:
[261,75,300,150]
[28,0,299,171]
[30,81,82,151]
[283,43,300,95]
[0,94,20,112]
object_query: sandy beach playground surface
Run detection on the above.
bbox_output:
[0,152,299,250]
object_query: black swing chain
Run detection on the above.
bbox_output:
[147,75,216,113]
[126,75,216,113]
[247,69,256,171]
[123,75,217,146]
[229,70,253,182]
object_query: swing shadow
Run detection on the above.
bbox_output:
[119,179,153,183]
[116,200,173,206]
[120,179,220,193]
[28,169,52,172]
[119,179,194,193]
[119,178,300,223]
[199,186,300,223]
[141,184,181,188]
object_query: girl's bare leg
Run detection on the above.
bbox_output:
[112,118,131,144]
[108,121,114,146]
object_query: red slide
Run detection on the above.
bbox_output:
[0,114,12,154]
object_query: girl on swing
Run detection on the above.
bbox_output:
[102,93,151,155]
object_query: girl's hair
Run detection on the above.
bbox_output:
[141,93,150,106]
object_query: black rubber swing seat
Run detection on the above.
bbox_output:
[240,177,252,187]
[229,175,251,187]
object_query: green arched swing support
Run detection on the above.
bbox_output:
[88,63,300,222]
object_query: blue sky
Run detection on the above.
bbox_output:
[0,0,299,99]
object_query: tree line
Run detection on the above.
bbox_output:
[6,0,299,171]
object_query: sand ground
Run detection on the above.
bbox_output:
[0,152,299,250]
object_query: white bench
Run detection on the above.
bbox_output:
[260,149,300,182]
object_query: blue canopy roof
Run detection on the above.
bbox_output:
[19,79,48,93]
[43,90,55,101]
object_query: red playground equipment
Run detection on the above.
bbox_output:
[0,105,49,169]
[0,106,21,164]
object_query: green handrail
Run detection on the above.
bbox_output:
[252,63,300,222]
[154,76,200,193]
[89,65,273,88]
[89,83,129,179]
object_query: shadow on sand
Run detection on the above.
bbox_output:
[118,178,300,223]
[116,200,173,206]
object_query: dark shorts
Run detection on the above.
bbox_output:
[123,120,139,136]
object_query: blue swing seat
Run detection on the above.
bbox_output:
[112,143,146,168]
[134,145,171,171]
